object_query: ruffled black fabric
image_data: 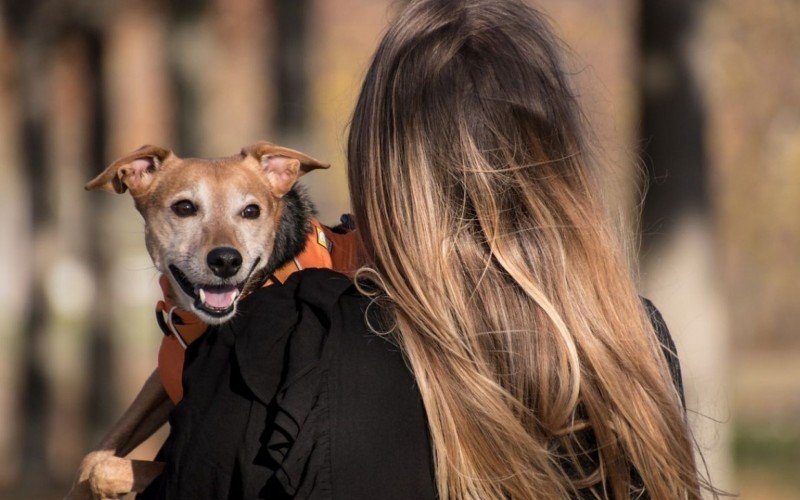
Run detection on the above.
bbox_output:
[139,269,436,500]
[237,271,352,497]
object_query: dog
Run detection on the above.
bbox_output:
[67,141,333,499]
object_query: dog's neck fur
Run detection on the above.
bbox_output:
[263,185,315,277]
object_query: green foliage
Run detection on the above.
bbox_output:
[734,423,800,486]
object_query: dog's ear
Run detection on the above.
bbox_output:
[242,141,330,198]
[85,145,173,195]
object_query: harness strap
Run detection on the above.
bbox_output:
[155,306,189,349]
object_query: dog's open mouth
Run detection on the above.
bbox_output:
[168,257,261,317]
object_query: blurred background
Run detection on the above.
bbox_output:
[0,0,798,498]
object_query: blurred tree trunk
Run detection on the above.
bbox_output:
[303,0,400,220]
[165,0,208,154]
[16,34,53,489]
[639,0,709,242]
[638,0,732,492]
[19,51,53,486]
[0,10,26,485]
[194,0,269,155]
[274,0,309,140]
[84,30,116,447]
[45,33,92,480]
[12,12,117,485]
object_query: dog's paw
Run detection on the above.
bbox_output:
[65,450,115,500]
[88,456,136,499]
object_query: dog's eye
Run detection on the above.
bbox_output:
[171,200,197,217]
[241,204,261,219]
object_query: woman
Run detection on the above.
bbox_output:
[143,0,705,498]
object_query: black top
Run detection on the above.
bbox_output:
[139,269,683,500]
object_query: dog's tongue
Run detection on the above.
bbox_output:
[199,286,239,309]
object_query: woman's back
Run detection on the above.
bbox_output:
[140,269,685,500]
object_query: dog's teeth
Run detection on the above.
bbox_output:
[199,288,206,304]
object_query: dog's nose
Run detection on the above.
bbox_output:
[207,247,243,278]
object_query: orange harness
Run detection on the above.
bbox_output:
[156,218,360,403]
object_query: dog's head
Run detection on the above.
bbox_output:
[86,142,329,324]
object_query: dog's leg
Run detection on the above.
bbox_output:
[66,369,172,499]
[96,369,172,454]
[114,380,173,457]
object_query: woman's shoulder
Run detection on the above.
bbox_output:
[320,278,436,499]
[281,268,424,423]
[242,268,436,499]
[237,267,396,384]
[278,268,398,350]
[297,269,437,498]
[641,297,685,406]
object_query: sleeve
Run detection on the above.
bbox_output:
[641,298,686,408]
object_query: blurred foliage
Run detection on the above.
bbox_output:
[735,424,800,481]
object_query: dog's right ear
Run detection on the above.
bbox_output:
[85,145,172,194]
[242,141,330,198]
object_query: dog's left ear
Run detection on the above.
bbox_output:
[242,141,330,198]
[85,145,173,195]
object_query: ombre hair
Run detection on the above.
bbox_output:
[348,0,706,497]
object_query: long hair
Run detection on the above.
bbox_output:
[347,1,703,497]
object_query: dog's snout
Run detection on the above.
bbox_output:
[207,247,243,278]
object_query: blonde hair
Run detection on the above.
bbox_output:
[348,0,704,497]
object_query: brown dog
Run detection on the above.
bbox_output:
[66,142,329,499]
